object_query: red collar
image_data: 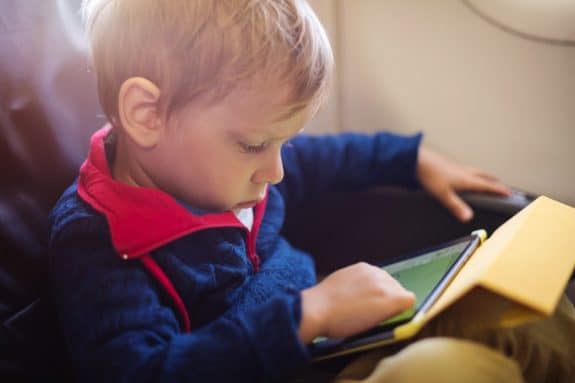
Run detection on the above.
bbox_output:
[77,125,268,259]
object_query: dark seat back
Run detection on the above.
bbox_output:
[1,0,100,380]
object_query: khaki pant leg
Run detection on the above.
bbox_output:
[335,294,575,383]
[419,295,575,383]
[473,296,575,383]
[335,337,524,383]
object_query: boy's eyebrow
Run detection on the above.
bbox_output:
[236,126,305,143]
[274,127,306,142]
[271,105,307,123]
[228,125,304,138]
[272,111,295,123]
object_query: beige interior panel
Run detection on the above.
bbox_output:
[308,0,575,205]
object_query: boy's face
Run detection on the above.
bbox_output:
[148,83,313,213]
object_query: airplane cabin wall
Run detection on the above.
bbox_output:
[308,0,575,205]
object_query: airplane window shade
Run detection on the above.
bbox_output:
[463,0,575,46]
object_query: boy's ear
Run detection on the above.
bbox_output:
[118,77,163,149]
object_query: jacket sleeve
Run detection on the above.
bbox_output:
[277,131,423,209]
[49,217,310,383]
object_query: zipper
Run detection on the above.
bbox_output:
[245,227,260,272]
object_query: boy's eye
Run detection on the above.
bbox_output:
[238,141,269,154]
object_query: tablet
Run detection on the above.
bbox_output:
[309,230,486,361]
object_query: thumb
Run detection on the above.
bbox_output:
[441,190,474,222]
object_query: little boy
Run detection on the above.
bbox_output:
[48,1,574,382]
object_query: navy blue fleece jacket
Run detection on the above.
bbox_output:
[48,126,422,382]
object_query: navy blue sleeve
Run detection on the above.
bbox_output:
[49,218,309,383]
[277,131,423,209]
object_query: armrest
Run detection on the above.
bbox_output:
[282,187,532,276]
[283,187,575,304]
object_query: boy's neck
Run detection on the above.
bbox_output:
[106,131,239,216]
[106,131,155,189]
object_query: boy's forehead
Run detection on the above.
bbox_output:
[186,77,314,138]
[236,79,295,110]
[228,81,307,121]
[233,103,310,137]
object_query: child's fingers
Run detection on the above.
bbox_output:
[394,290,416,311]
[467,167,500,181]
[459,174,512,196]
[439,189,474,222]
[476,178,512,196]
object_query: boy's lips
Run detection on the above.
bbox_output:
[235,199,261,209]
[234,188,266,209]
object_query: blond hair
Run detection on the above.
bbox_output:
[82,0,333,124]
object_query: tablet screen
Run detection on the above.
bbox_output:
[379,239,471,327]
[310,234,478,356]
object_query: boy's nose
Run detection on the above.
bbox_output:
[252,149,284,185]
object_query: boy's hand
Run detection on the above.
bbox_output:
[299,263,415,344]
[417,147,512,222]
